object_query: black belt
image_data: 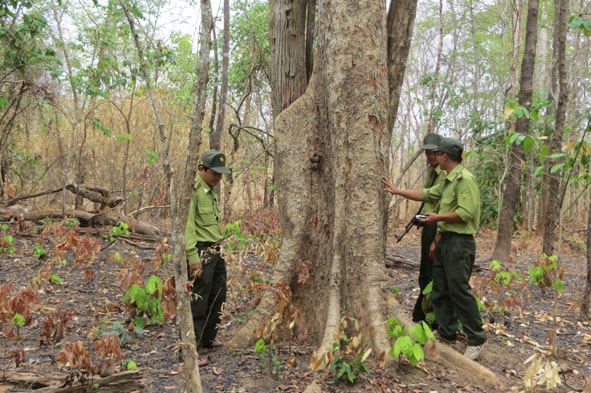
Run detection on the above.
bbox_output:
[440,232,474,239]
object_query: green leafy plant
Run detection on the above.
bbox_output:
[387,317,434,366]
[124,359,138,370]
[225,220,251,250]
[104,221,130,241]
[122,275,164,325]
[50,274,62,285]
[65,218,80,228]
[12,313,25,329]
[33,242,46,259]
[476,260,528,318]
[528,253,564,295]
[100,319,132,347]
[254,338,283,377]
[0,224,16,254]
[328,316,371,384]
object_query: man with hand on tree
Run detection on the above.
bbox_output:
[382,137,486,360]
[412,133,445,327]
[185,149,231,367]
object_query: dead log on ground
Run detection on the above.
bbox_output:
[385,253,418,270]
[1,184,123,210]
[0,369,143,393]
[0,210,162,240]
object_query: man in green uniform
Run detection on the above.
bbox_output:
[185,149,231,367]
[382,137,486,360]
[413,133,445,326]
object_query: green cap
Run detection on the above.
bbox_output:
[421,133,442,150]
[200,150,231,174]
[435,137,463,160]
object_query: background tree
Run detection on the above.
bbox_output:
[492,0,539,263]
[541,0,569,256]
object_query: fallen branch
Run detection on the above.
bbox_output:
[0,369,143,393]
[1,184,123,209]
[0,210,162,239]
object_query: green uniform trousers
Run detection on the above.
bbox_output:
[188,243,227,349]
[412,224,437,325]
[432,232,487,346]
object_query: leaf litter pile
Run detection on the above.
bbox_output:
[0,215,590,393]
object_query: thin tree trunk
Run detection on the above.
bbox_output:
[210,0,230,152]
[492,0,539,262]
[542,0,569,256]
[119,1,206,390]
[581,172,591,319]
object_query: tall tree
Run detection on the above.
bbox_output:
[210,0,230,152]
[492,0,539,262]
[228,0,500,387]
[541,0,569,255]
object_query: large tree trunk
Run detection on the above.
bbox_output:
[492,0,539,262]
[269,0,311,120]
[229,0,501,388]
[541,0,569,256]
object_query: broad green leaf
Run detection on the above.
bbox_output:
[134,316,147,329]
[415,324,427,345]
[550,163,565,174]
[523,137,534,153]
[12,313,25,328]
[254,338,266,353]
[126,360,138,370]
[391,339,402,358]
[413,343,424,362]
[398,336,413,356]
[146,275,163,297]
[548,152,566,159]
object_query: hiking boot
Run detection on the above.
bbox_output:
[464,345,482,360]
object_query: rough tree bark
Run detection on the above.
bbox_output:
[541,0,569,256]
[229,0,501,389]
[492,0,539,263]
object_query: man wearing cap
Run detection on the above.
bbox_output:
[382,137,486,360]
[413,133,445,326]
[185,149,231,366]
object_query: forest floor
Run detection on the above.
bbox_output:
[0,214,590,393]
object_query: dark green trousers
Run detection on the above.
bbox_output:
[432,232,486,346]
[412,224,437,324]
[188,244,227,349]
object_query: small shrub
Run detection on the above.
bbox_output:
[254,338,283,377]
[122,275,164,325]
[528,254,564,295]
[387,317,434,366]
[329,316,371,384]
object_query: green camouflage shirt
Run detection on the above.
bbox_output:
[422,164,481,235]
[185,176,225,265]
